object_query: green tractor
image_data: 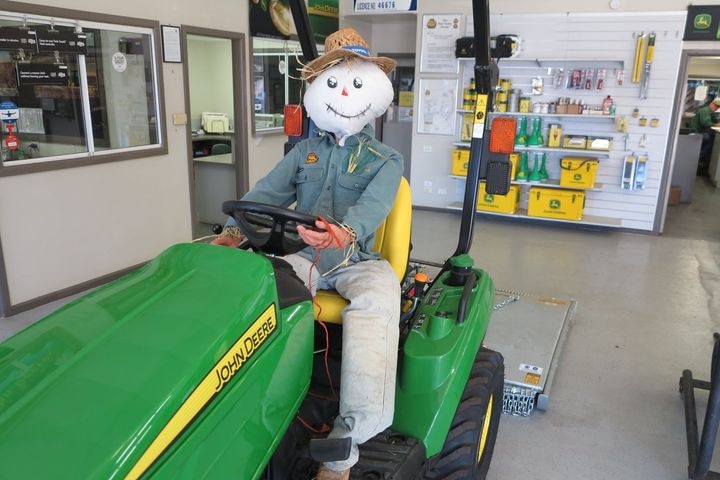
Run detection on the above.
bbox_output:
[0,1,512,478]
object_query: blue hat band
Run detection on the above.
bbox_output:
[341,45,370,57]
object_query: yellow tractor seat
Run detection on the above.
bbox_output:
[313,176,412,324]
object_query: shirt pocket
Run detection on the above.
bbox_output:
[335,172,375,215]
[337,172,373,192]
[294,166,324,184]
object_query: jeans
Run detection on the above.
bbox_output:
[283,254,400,471]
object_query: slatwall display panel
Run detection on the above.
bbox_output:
[413,12,686,231]
[489,12,685,230]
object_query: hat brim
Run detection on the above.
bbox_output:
[300,49,396,82]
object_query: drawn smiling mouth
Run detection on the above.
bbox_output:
[325,103,371,119]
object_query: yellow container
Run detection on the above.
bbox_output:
[562,135,588,149]
[527,187,585,221]
[451,148,470,176]
[547,124,563,148]
[560,157,599,189]
[508,152,519,180]
[477,182,520,214]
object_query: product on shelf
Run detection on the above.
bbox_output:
[515,117,528,146]
[461,113,474,141]
[602,95,615,115]
[451,147,470,176]
[527,187,586,221]
[529,152,542,181]
[539,152,549,181]
[560,157,599,189]
[477,182,520,214]
[587,137,613,151]
[515,151,529,181]
[548,123,562,147]
[508,152,519,180]
[562,135,588,149]
[527,117,544,147]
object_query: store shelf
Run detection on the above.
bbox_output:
[451,142,611,157]
[514,146,611,156]
[489,112,616,120]
[449,175,603,192]
[447,202,622,228]
[458,57,625,70]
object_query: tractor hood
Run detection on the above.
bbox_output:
[0,243,296,479]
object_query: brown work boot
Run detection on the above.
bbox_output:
[315,464,350,480]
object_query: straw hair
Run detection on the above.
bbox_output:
[300,28,396,82]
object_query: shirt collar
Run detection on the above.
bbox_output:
[323,124,375,147]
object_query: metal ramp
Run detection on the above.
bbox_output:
[484,289,575,416]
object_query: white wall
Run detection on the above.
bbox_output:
[187,37,234,129]
[0,0,275,311]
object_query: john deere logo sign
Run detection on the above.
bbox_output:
[684,6,720,41]
[484,193,494,202]
[695,14,712,30]
[573,173,582,181]
[549,199,561,209]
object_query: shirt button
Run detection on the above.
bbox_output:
[327,186,331,190]
[354,183,360,188]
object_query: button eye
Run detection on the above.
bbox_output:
[327,76,338,88]
[353,77,363,89]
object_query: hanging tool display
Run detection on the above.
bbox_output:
[639,33,655,99]
[621,154,636,190]
[631,33,647,84]
[633,154,647,190]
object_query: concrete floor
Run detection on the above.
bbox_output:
[2,177,719,479]
[409,177,720,480]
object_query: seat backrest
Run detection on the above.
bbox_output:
[313,176,412,324]
[372,176,412,281]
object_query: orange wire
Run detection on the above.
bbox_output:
[308,251,338,401]
[296,415,331,434]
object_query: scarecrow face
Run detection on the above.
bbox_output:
[304,60,393,139]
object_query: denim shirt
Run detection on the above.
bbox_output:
[238,124,403,274]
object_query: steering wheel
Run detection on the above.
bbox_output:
[222,201,320,256]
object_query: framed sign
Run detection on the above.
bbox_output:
[684,5,720,41]
[420,14,462,73]
[417,77,457,135]
[161,25,181,63]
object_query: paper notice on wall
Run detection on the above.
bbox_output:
[417,78,457,135]
[420,14,462,73]
[695,85,709,101]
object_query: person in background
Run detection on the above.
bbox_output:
[690,97,720,174]
[213,28,402,480]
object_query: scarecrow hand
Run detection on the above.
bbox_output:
[297,220,352,250]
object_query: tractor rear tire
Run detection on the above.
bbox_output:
[424,347,504,480]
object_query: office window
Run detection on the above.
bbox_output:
[252,37,317,133]
[0,9,163,173]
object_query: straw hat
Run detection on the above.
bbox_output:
[300,28,396,82]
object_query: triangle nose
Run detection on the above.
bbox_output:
[341,87,348,96]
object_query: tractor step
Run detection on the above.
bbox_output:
[351,430,426,480]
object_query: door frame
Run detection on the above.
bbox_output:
[656,49,720,233]
[181,26,249,238]
[376,52,415,180]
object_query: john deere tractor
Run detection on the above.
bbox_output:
[0,0,511,478]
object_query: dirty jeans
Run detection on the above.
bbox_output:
[283,254,400,472]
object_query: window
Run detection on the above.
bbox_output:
[252,37,317,134]
[0,8,164,174]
